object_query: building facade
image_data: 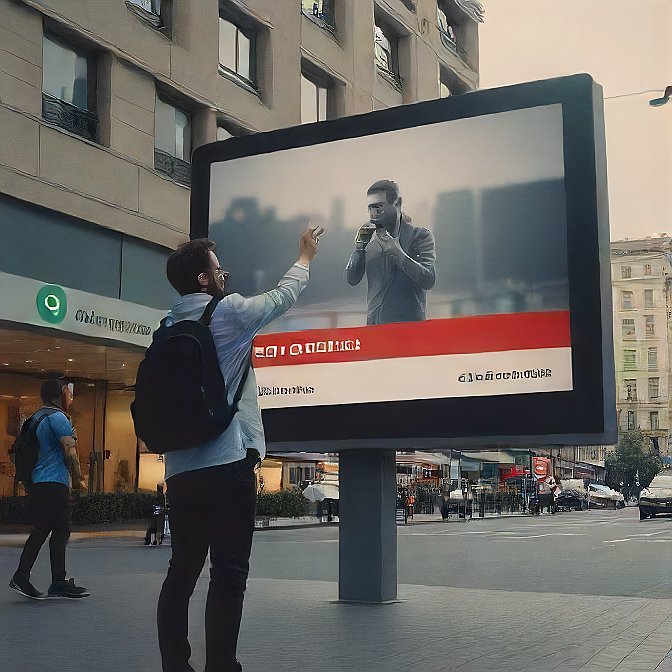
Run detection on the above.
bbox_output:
[0,0,481,495]
[611,237,671,456]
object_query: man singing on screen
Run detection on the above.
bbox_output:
[345,180,436,325]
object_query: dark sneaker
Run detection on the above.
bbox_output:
[9,572,46,600]
[47,578,90,598]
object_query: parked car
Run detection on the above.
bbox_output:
[588,484,625,509]
[555,489,588,511]
[639,470,672,520]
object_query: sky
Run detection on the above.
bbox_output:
[478,0,672,241]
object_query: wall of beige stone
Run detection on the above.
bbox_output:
[1,0,479,252]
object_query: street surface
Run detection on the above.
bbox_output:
[1,507,671,671]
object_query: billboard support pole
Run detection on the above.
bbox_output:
[338,449,398,603]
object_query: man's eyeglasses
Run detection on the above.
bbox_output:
[214,267,230,281]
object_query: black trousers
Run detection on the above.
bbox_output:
[17,482,71,583]
[158,455,257,672]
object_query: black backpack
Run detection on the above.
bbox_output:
[131,297,250,454]
[10,409,59,487]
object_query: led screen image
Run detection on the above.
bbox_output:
[192,75,616,449]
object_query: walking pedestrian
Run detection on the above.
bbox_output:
[156,224,323,672]
[9,378,89,600]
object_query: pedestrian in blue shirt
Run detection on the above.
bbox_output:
[10,378,89,600]
[157,224,323,672]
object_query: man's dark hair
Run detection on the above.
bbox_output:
[40,378,68,404]
[166,239,216,296]
[367,180,401,205]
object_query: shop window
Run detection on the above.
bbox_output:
[621,318,635,339]
[621,291,634,310]
[42,34,99,143]
[154,93,191,186]
[645,289,655,308]
[301,0,336,33]
[621,265,631,278]
[219,4,258,91]
[374,20,402,91]
[645,315,655,337]
[648,377,660,399]
[623,379,637,401]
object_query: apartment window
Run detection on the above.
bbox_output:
[644,263,652,275]
[621,291,634,310]
[374,21,402,90]
[648,347,658,371]
[627,410,636,430]
[301,73,329,124]
[623,379,637,401]
[645,315,655,337]
[645,289,655,308]
[42,34,99,143]
[648,377,660,399]
[621,318,635,339]
[301,0,336,32]
[125,0,165,30]
[623,350,636,371]
[437,2,467,59]
[621,265,631,278]
[218,7,257,90]
[154,94,191,186]
[650,412,659,431]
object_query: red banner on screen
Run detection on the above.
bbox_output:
[253,310,570,368]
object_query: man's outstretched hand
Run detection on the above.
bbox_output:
[299,225,325,266]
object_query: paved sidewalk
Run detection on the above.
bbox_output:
[2,571,671,671]
[1,512,671,671]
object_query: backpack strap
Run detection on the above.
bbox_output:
[231,352,252,411]
[199,297,221,326]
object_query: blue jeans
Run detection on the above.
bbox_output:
[157,455,257,672]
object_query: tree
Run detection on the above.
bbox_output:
[605,430,663,501]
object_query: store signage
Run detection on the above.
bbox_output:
[36,285,67,324]
[0,271,165,348]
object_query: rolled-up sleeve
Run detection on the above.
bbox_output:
[229,263,310,338]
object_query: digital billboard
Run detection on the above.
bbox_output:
[191,74,616,450]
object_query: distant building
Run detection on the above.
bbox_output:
[611,237,672,456]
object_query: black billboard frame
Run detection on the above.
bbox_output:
[191,73,616,452]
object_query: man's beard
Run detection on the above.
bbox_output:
[210,283,226,300]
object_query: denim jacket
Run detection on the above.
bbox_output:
[163,263,309,479]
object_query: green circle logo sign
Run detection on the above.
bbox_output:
[36,285,67,324]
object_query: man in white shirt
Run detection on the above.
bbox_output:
[157,225,323,672]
